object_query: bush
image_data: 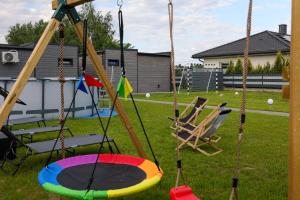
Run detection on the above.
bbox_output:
[272,51,285,73]
[263,62,272,74]
[255,64,264,74]
[234,58,243,73]
[247,59,253,73]
[224,56,289,75]
[226,60,235,74]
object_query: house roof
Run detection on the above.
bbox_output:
[0,43,33,51]
[192,31,290,59]
[0,43,80,51]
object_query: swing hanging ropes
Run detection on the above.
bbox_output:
[229,0,252,200]
[85,1,161,193]
[168,0,186,187]
[45,19,116,168]
[118,0,160,170]
[81,18,116,154]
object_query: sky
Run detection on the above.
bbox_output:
[0,0,291,64]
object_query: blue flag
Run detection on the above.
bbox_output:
[76,75,88,94]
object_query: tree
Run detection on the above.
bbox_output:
[5,3,133,50]
[5,20,47,45]
[273,51,284,73]
[226,60,235,74]
[234,58,243,74]
[191,63,203,69]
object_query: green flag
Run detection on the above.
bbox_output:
[117,76,133,99]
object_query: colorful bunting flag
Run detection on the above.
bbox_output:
[84,73,104,88]
[76,75,88,94]
[117,76,133,99]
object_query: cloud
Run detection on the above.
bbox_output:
[0,0,290,64]
[102,0,241,63]
[0,0,240,63]
[0,0,52,43]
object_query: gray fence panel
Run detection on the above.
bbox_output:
[192,71,223,91]
[223,74,288,89]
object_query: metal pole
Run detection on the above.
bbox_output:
[41,79,45,119]
[187,65,190,95]
[289,1,300,199]
[178,67,184,94]
[206,68,214,93]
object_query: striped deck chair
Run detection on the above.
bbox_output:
[169,96,207,129]
[172,104,231,156]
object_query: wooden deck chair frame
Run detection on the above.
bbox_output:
[169,96,207,129]
[172,104,225,156]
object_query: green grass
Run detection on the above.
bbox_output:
[0,101,288,200]
[134,89,289,113]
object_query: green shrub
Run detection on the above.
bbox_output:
[234,58,243,73]
[247,59,253,73]
[226,60,235,74]
[263,62,272,74]
[272,51,285,73]
[256,64,264,74]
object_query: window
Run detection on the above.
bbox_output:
[221,62,229,69]
[107,59,120,67]
[58,58,73,66]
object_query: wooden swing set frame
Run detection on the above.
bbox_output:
[0,0,147,158]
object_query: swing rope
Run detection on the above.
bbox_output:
[85,3,161,193]
[58,23,66,159]
[229,1,253,199]
[45,19,115,167]
[168,0,186,187]
[79,18,119,194]
[118,3,160,171]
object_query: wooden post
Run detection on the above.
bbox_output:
[0,19,60,129]
[73,21,147,158]
[289,1,300,199]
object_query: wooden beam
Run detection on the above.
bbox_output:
[72,21,148,159]
[52,0,93,10]
[289,1,300,199]
[0,19,60,130]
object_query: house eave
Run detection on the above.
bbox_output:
[192,49,290,59]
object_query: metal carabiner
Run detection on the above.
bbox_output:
[117,0,123,10]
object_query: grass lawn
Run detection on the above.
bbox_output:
[0,100,288,200]
[134,89,290,113]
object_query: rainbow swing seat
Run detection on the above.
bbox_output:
[39,154,163,199]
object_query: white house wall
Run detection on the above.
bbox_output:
[203,53,290,69]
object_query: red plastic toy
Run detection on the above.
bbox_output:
[170,185,200,200]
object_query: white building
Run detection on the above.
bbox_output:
[192,24,290,70]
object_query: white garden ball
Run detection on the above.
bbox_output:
[235,92,239,95]
[267,98,274,105]
[145,93,151,98]
[219,94,224,97]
